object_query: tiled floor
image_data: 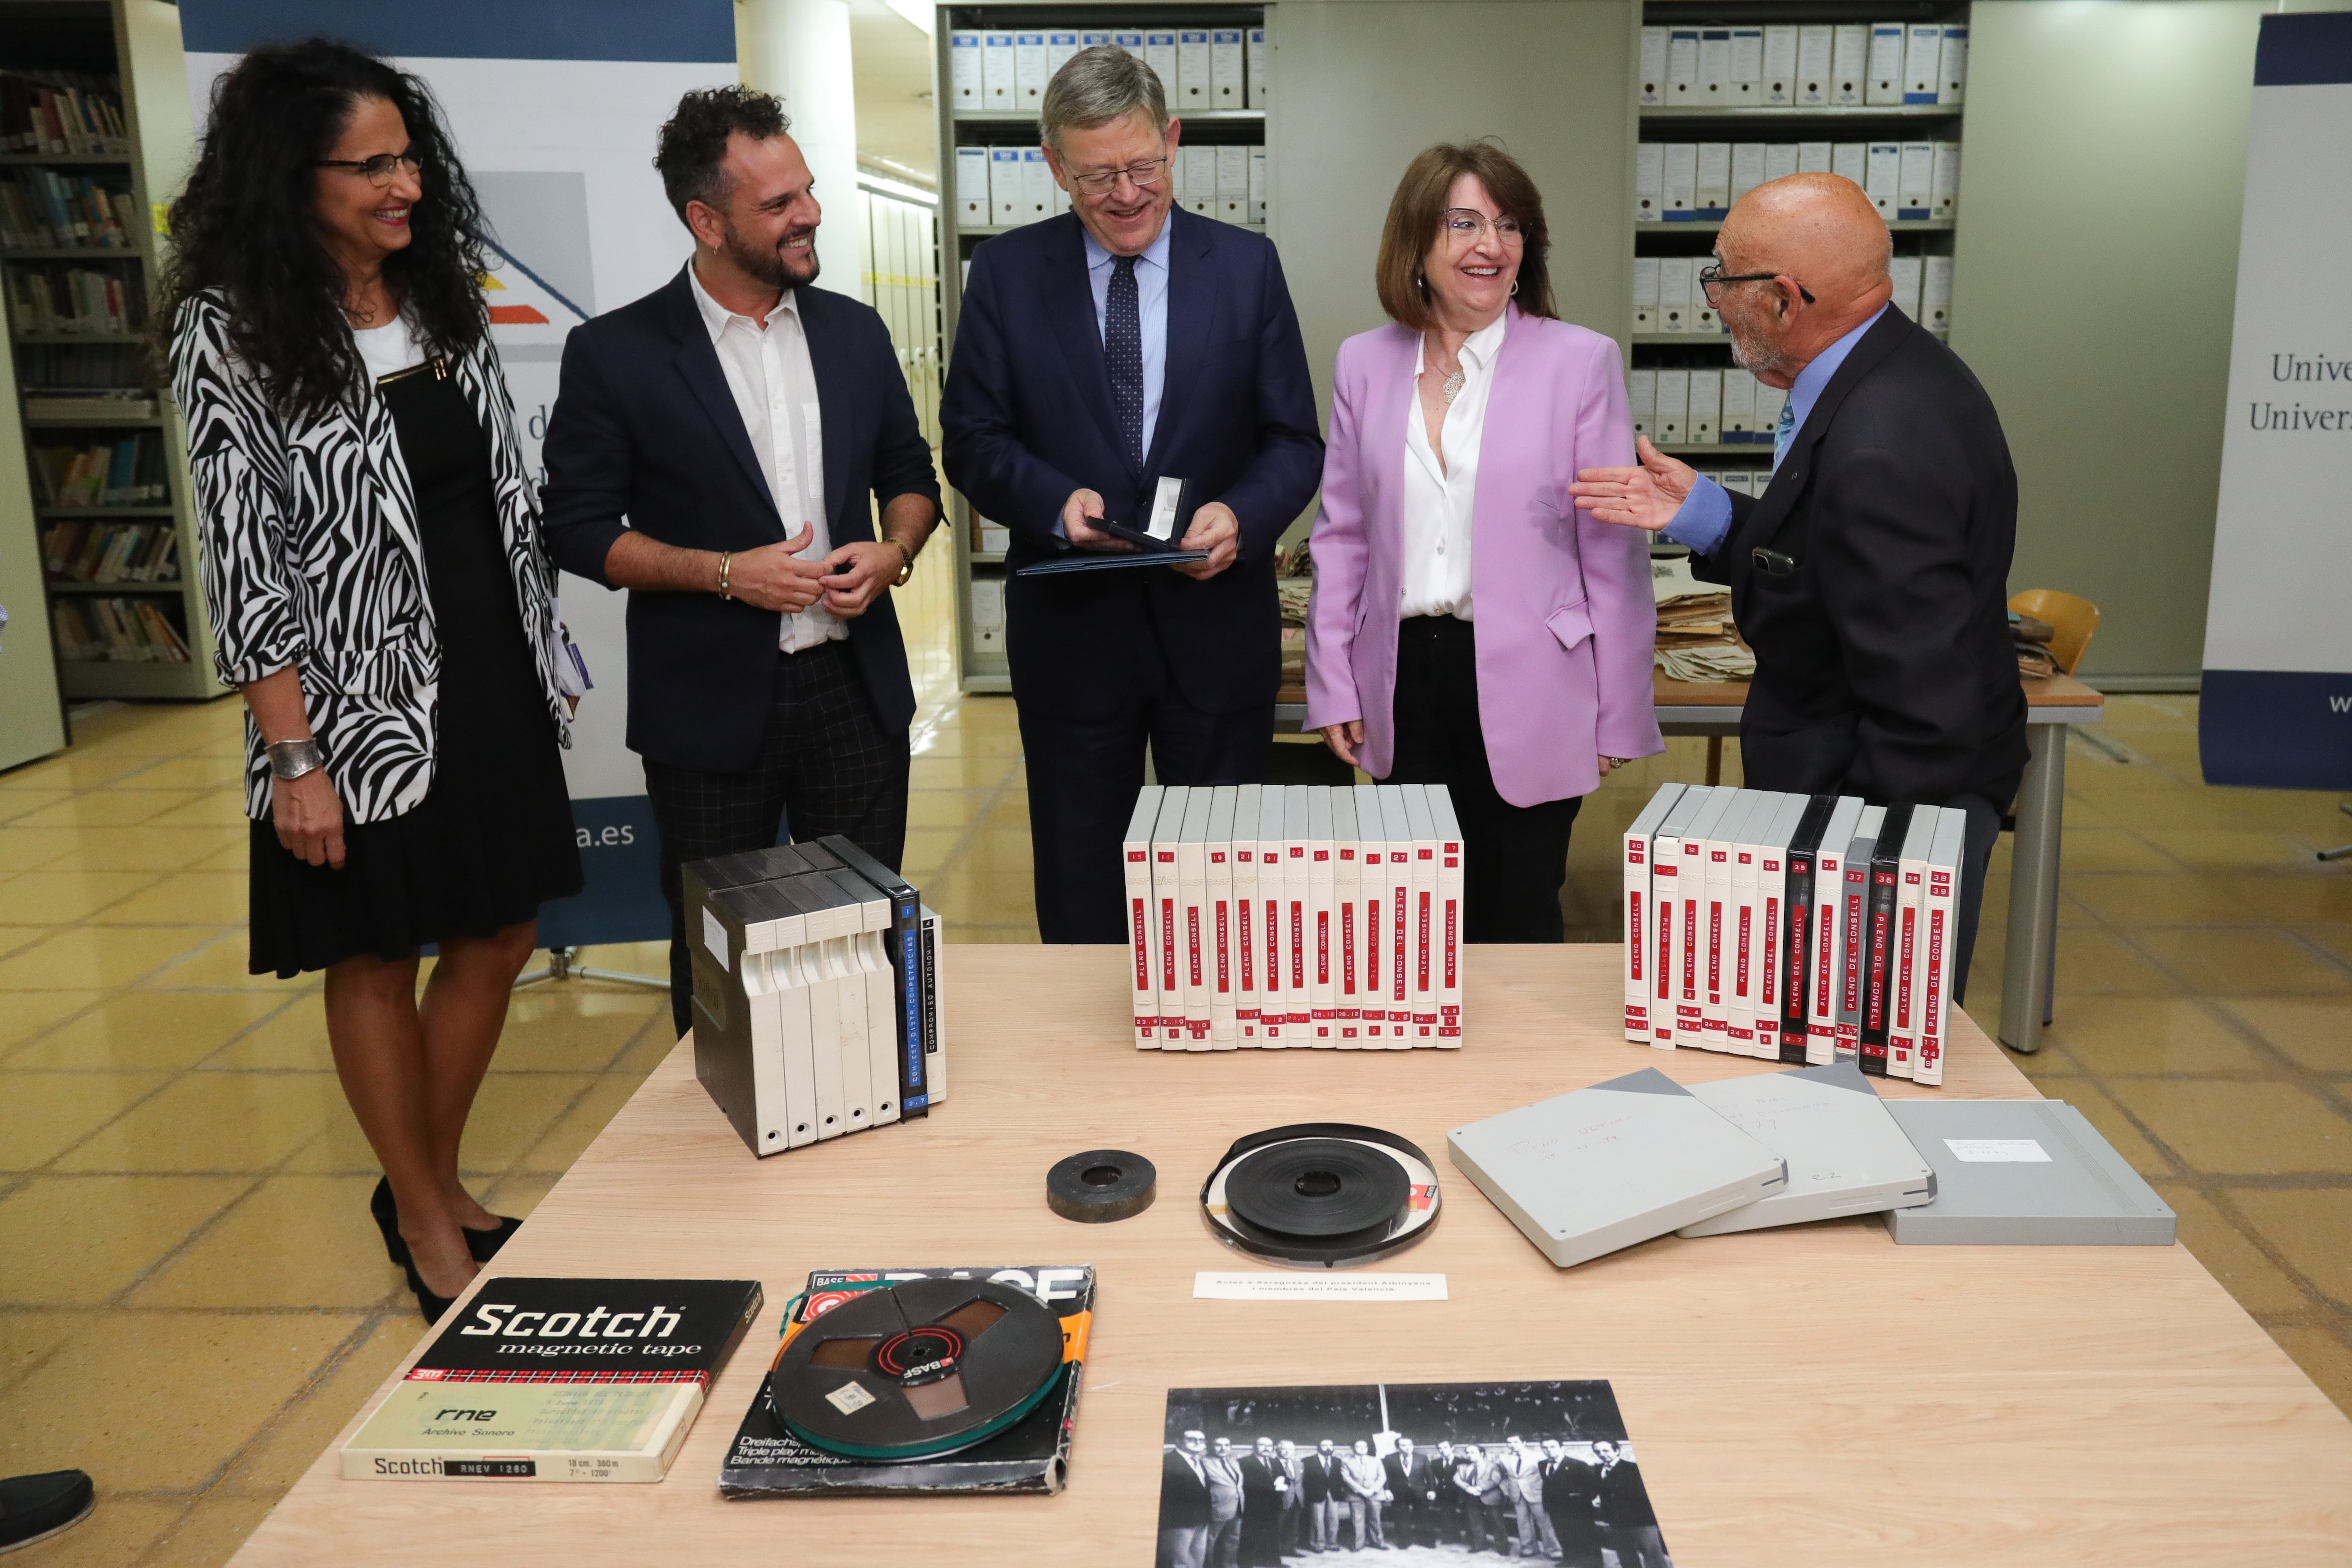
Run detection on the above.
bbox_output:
[4,586,2350,1567]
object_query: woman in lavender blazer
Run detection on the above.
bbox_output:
[1304,143,1661,941]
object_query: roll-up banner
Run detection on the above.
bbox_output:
[179,0,736,945]
[2201,12,2352,790]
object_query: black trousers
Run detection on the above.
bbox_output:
[1018,625,1272,944]
[1383,616,1582,944]
[644,642,909,1036]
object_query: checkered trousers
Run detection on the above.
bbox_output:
[644,642,910,1035]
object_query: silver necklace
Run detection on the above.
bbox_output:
[1441,368,1465,405]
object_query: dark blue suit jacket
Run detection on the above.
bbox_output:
[940,208,1323,717]
[540,266,941,772]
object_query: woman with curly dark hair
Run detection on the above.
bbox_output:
[161,39,581,1321]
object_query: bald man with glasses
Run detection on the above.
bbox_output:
[1570,172,2025,1003]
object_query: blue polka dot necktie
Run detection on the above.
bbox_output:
[1106,254,1143,469]
[1770,398,1796,473]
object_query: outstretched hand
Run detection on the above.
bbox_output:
[1568,437,1699,533]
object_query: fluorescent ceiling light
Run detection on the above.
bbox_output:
[884,0,933,34]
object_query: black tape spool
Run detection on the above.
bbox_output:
[1202,1122,1439,1267]
[1048,1149,1157,1223]
[767,1277,1065,1461]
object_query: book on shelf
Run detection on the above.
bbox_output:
[0,168,141,250]
[341,1278,763,1482]
[49,595,190,663]
[28,433,165,507]
[0,69,130,155]
[6,263,142,334]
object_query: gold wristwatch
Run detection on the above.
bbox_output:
[889,539,915,587]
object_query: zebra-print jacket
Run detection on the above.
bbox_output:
[170,290,569,825]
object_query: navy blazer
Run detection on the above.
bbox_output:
[940,207,1323,718]
[541,266,942,773]
[1694,306,2027,808]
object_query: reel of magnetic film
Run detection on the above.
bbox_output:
[1200,1122,1442,1268]
[1047,1149,1157,1223]
[768,1279,1065,1461]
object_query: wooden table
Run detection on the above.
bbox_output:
[229,948,2352,1567]
[1276,672,2105,1057]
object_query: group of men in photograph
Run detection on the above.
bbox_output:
[1158,1430,1668,1568]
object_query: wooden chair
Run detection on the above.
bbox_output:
[2008,589,2099,677]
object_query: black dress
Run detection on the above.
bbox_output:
[247,359,581,977]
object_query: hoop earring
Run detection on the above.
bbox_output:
[1509,279,1519,296]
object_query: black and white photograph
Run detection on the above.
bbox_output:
[1157,1381,1671,1568]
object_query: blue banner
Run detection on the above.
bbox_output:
[179,0,732,64]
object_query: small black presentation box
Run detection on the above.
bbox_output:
[1104,476,1195,551]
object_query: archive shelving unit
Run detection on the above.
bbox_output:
[930,3,1269,694]
[1,0,222,701]
[1629,0,1966,472]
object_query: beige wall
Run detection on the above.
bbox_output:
[1269,0,1633,426]
[1951,0,2349,682]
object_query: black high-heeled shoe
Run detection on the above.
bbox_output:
[401,1254,459,1324]
[371,1175,521,1265]
[370,1176,408,1268]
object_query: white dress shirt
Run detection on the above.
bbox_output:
[1398,311,1505,621]
[688,261,838,652]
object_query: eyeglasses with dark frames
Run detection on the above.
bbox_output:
[1698,261,1815,306]
[315,149,424,187]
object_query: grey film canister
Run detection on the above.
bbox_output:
[1047,1149,1157,1224]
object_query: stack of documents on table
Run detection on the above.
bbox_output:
[1675,1062,1934,1234]
[1122,783,1463,1052]
[1650,553,1754,683]
[1619,782,1966,1084]
[684,836,945,1159]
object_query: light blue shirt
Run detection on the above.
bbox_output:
[1082,217,1171,462]
[1660,304,1890,556]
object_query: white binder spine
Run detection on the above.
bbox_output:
[1353,784,1388,1042]
[1663,142,1697,222]
[1632,255,1660,332]
[1668,28,1700,104]
[1332,790,1363,1045]
[1797,24,1833,107]
[1430,785,1465,1045]
[1698,28,1731,103]
[954,145,989,226]
[1379,788,1415,1049]
[1729,25,1763,103]
[949,31,984,112]
[1728,792,1778,1053]
[1831,23,1867,106]
[1307,788,1337,1045]
[1700,791,1757,1051]
[1639,26,1667,107]
[1807,798,1865,1063]
[1257,787,1289,1047]
[1247,28,1268,107]
[1208,787,1238,1049]
[1898,141,1934,220]
[1923,255,1954,339]
[988,147,1022,227]
[1916,808,1964,1087]
[1938,24,1969,106]
[1152,788,1187,1048]
[1763,25,1797,106]
[1210,28,1244,108]
[1178,789,1213,1051]
[1904,23,1943,103]
[1629,368,1657,440]
[1866,23,1905,105]
[1233,782,1263,1044]
[1176,29,1212,109]
[1125,786,1164,1048]
[1014,32,1049,110]
[1144,32,1178,93]
[982,30,1016,111]
[1623,783,1685,1042]
[1930,141,1961,221]
[1635,142,1663,223]
[1890,808,1936,1079]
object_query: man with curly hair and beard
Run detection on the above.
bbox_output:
[541,87,941,1038]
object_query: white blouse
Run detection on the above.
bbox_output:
[1398,311,1506,622]
[353,314,428,379]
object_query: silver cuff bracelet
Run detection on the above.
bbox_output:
[266,738,325,781]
